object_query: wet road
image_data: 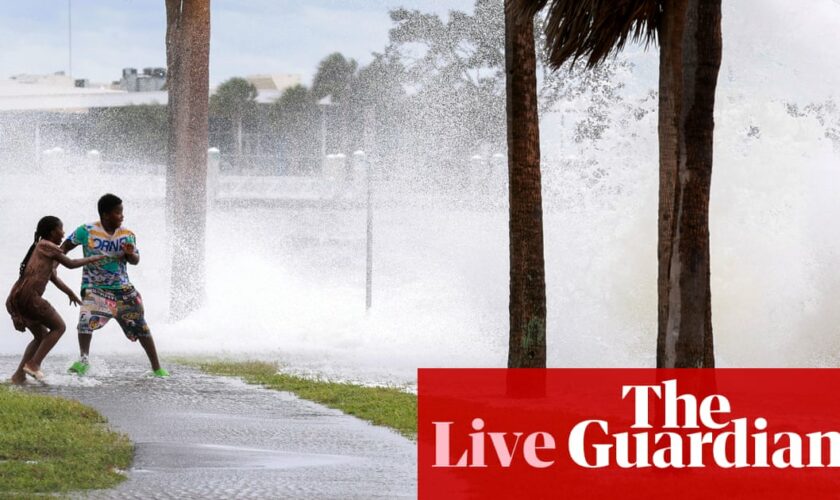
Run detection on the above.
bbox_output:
[0,355,416,499]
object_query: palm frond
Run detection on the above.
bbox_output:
[508,0,660,69]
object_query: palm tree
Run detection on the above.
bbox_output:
[165,0,211,319]
[505,0,547,368]
[312,53,360,157]
[510,0,722,367]
[312,53,358,102]
[272,84,320,175]
[210,77,258,158]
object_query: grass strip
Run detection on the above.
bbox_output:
[0,385,133,496]
[187,360,417,439]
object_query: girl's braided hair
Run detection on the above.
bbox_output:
[19,216,62,277]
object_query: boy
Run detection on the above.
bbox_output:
[61,193,168,377]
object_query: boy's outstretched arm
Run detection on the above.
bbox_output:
[51,270,82,305]
[60,240,77,254]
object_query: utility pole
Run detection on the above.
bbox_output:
[362,108,376,311]
[68,0,72,77]
[317,95,333,173]
[365,152,373,310]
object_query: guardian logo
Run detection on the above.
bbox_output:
[419,369,840,499]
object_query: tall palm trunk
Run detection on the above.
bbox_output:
[656,0,721,367]
[165,0,210,319]
[505,0,546,368]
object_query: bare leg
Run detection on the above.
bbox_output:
[23,308,65,373]
[12,325,45,384]
[138,336,161,371]
[78,333,92,357]
[78,288,92,358]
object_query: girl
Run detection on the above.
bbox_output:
[5,216,105,382]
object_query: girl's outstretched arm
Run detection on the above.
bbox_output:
[54,252,106,270]
[40,241,105,269]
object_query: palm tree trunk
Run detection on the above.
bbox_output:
[505,1,546,368]
[165,0,210,319]
[656,0,721,367]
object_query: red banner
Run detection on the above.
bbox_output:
[418,369,840,499]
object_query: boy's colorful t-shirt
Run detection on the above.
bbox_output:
[66,222,139,290]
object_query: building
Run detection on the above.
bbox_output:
[0,71,167,171]
[119,67,167,92]
[10,71,75,87]
[244,73,301,103]
[245,73,300,91]
[0,70,304,173]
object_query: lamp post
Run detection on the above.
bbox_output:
[360,107,376,311]
[317,94,333,173]
[68,0,72,77]
[354,150,373,310]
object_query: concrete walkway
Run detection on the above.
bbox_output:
[0,355,416,499]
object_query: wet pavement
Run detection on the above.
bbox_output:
[0,355,416,499]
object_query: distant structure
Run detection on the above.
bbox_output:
[119,67,167,92]
[243,73,301,102]
[0,69,300,173]
[10,71,74,87]
[245,73,300,91]
[0,70,167,170]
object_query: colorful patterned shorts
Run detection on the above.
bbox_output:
[77,287,151,339]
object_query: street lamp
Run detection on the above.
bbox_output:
[68,0,72,77]
[353,150,373,311]
[317,94,333,173]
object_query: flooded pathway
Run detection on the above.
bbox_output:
[0,355,416,499]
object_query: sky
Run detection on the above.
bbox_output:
[0,0,473,87]
[2,0,839,104]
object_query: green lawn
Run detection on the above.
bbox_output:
[186,360,417,439]
[0,385,133,496]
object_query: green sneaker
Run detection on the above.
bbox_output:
[68,360,90,376]
[153,368,170,378]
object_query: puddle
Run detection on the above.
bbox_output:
[133,442,357,472]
